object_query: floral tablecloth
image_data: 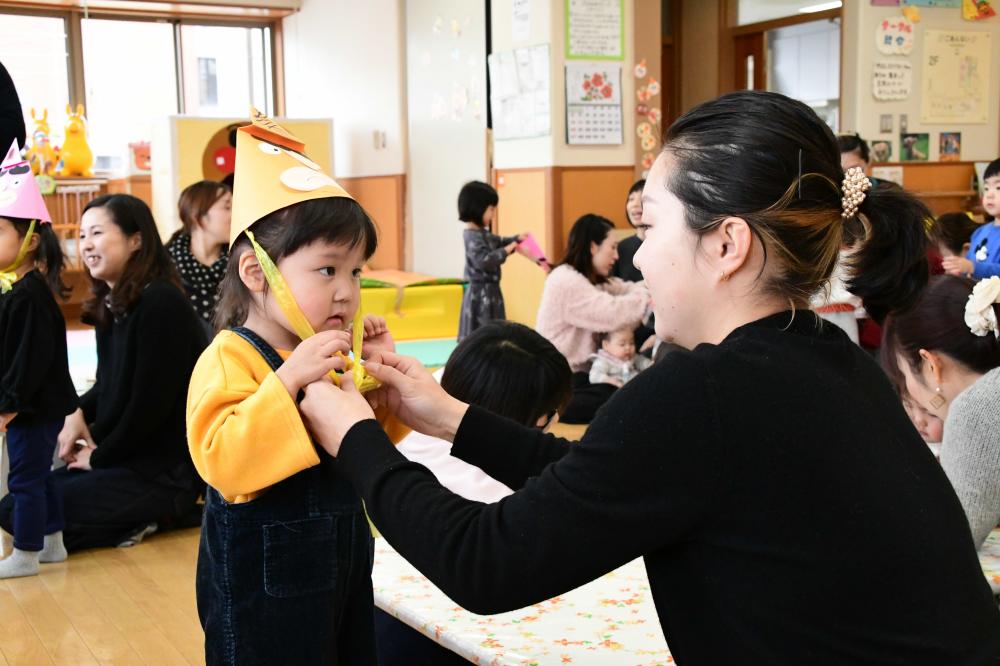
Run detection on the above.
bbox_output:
[373,528,1000,665]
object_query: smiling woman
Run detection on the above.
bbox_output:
[300,91,1000,663]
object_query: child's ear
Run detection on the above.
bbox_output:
[27,232,41,252]
[238,250,265,292]
[962,242,971,256]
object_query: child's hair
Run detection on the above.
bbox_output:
[81,194,182,327]
[663,91,929,323]
[929,212,981,257]
[5,216,69,299]
[984,157,1000,183]
[174,180,231,237]
[881,275,1000,383]
[625,179,645,227]
[441,321,572,427]
[457,181,498,227]
[837,133,870,163]
[559,214,615,285]
[214,197,377,331]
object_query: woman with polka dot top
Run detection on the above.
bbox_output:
[165,181,232,331]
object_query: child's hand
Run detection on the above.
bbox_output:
[0,412,16,432]
[361,315,395,358]
[276,330,351,398]
[942,256,974,277]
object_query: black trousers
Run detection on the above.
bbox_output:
[561,371,617,424]
[0,465,199,552]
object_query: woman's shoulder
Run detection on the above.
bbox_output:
[134,279,197,319]
[548,264,587,284]
[950,367,1000,424]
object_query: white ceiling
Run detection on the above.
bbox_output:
[739,0,840,25]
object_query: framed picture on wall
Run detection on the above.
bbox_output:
[900,133,929,161]
[939,132,961,162]
[871,140,892,163]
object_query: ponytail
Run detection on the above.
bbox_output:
[844,181,930,324]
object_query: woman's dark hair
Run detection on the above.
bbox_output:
[214,197,378,330]
[81,194,182,327]
[457,181,498,227]
[441,321,572,427]
[929,212,981,257]
[837,133,870,163]
[7,217,69,299]
[559,214,614,285]
[625,179,645,228]
[174,180,230,238]
[882,276,1000,388]
[662,90,929,323]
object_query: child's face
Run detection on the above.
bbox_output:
[272,239,366,334]
[0,217,23,268]
[482,205,496,229]
[603,329,635,361]
[982,174,1000,220]
[902,395,944,444]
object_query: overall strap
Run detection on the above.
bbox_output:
[230,326,284,372]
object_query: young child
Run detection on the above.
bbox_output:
[930,211,981,260]
[458,180,525,340]
[588,324,653,387]
[943,158,1000,278]
[0,140,78,578]
[186,112,405,665]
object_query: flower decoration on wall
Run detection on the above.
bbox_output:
[633,58,662,178]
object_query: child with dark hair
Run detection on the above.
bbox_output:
[0,141,77,578]
[882,274,1000,549]
[943,158,1000,279]
[457,180,525,339]
[589,325,652,387]
[931,211,981,260]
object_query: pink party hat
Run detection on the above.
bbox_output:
[0,140,52,223]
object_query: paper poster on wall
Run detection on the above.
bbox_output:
[962,0,996,20]
[488,44,551,140]
[940,132,962,160]
[872,61,913,100]
[872,165,905,185]
[901,132,930,160]
[902,0,961,7]
[876,16,915,54]
[921,30,991,123]
[565,62,623,144]
[512,0,531,41]
[566,0,624,60]
[871,140,893,162]
[880,114,894,132]
[872,0,900,5]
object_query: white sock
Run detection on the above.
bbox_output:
[0,548,40,579]
[0,529,11,559]
[39,531,67,563]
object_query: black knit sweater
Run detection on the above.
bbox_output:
[339,311,1000,664]
[0,270,77,424]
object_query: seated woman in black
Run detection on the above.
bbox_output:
[2,194,206,551]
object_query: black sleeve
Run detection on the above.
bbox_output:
[337,354,729,614]
[449,407,572,490]
[90,287,198,467]
[0,292,55,414]
[0,63,26,152]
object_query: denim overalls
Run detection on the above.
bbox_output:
[196,327,377,666]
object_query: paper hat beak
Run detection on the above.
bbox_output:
[230,108,352,247]
[0,140,52,224]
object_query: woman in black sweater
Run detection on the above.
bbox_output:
[302,92,1000,663]
[50,195,204,550]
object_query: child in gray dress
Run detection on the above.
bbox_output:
[458,181,524,339]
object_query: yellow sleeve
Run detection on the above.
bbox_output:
[187,336,320,502]
[374,406,411,444]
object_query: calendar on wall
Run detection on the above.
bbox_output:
[565,62,623,145]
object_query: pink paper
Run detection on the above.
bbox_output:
[0,140,52,223]
[517,233,551,271]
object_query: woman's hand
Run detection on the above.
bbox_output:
[361,314,395,358]
[275,330,350,398]
[363,351,469,441]
[58,408,95,463]
[300,374,375,457]
[67,443,95,471]
[942,256,974,277]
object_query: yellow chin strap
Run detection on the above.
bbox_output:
[245,230,380,393]
[0,219,37,294]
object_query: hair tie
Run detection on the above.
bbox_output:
[841,167,871,219]
[965,276,1000,339]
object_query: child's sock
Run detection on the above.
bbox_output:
[0,529,12,558]
[0,548,40,579]
[39,531,68,563]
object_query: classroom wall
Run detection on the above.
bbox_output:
[842,2,1000,161]
[678,0,720,112]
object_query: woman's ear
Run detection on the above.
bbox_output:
[127,232,142,253]
[590,241,599,257]
[238,250,265,292]
[703,216,753,280]
[917,348,944,386]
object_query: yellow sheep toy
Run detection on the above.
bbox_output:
[58,104,94,178]
[26,108,58,176]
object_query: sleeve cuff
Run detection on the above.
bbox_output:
[260,371,321,470]
[338,419,409,492]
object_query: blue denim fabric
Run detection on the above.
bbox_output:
[4,418,64,551]
[196,327,377,665]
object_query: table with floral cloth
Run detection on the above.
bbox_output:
[373,528,1000,666]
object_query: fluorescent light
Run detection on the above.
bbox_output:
[799,1,842,12]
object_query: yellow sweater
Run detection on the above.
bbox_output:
[187,329,407,503]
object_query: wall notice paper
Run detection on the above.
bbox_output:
[872,165,905,186]
[921,30,991,123]
[488,44,551,140]
[872,61,913,100]
[512,0,531,42]
[876,16,915,54]
[566,0,623,60]
[565,62,623,144]
[902,0,961,6]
